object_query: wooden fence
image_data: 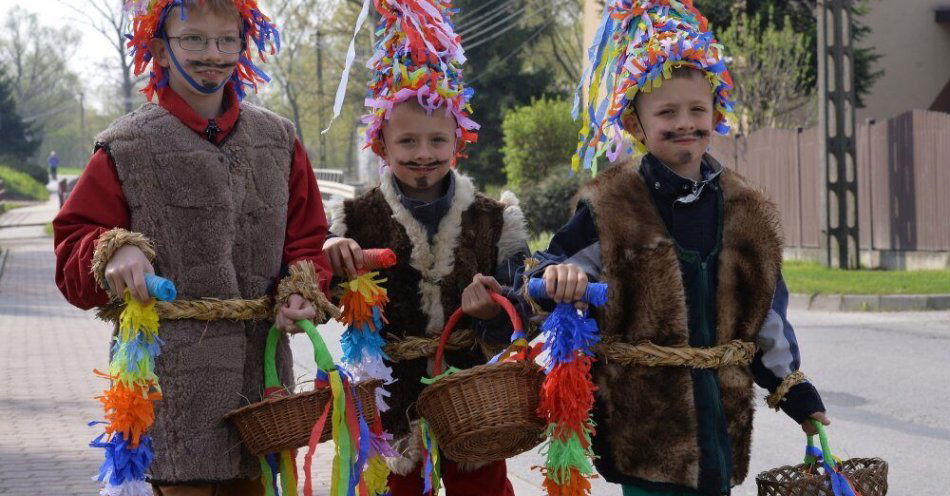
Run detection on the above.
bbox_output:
[710,109,950,252]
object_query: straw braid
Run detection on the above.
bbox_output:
[383,329,480,362]
[597,339,756,368]
[766,370,808,410]
[90,228,156,290]
[275,260,341,323]
[96,297,274,323]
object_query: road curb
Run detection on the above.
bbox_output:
[789,292,950,311]
[0,247,7,282]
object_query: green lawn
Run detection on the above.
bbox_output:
[783,260,950,295]
[57,167,85,177]
[0,166,48,201]
[528,231,553,254]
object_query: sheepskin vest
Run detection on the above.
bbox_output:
[96,101,297,484]
[582,162,783,491]
[328,169,527,442]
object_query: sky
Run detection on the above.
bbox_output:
[0,0,117,82]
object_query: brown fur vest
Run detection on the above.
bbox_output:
[97,101,298,484]
[582,162,783,489]
[328,169,527,472]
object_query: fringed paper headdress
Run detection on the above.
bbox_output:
[326,0,479,160]
[573,0,735,172]
[124,0,280,101]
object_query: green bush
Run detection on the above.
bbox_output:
[0,165,49,201]
[519,171,589,237]
[502,97,579,189]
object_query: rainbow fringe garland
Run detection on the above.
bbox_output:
[90,290,163,496]
[537,289,608,496]
[358,0,479,159]
[573,0,736,173]
[333,250,399,496]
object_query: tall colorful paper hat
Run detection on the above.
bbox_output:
[124,0,280,101]
[573,0,735,172]
[326,0,479,160]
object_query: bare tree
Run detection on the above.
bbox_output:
[0,7,80,128]
[268,0,319,145]
[60,0,145,114]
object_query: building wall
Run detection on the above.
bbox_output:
[855,0,950,122]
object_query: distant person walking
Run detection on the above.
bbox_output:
[47,151,58,181]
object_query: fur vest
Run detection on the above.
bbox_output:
[582,162,783,490]
[328,169,527,471]
[96,101,298,484]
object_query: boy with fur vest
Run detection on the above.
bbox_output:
[321,1,528,495]
[53,1,333,494]
[525,2,830,495]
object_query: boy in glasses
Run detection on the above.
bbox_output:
[53,1,332,494]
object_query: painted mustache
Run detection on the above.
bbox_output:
[400,160,447,168]
[188,61,237,71]
[662,129,710,141]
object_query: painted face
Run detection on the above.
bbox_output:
[380,101,458,198]
[622,71,716,170]
[152,5,242,97]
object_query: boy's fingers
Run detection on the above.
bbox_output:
[340,248,358,278]
[573,273,589,302]
[130,268,149,303]
[477,274,503,293]
[557,267,576,303]
[107,272,124,299]
[327,249,343,276]
[350,242,364,270]
[542,266,558,299]
[284,306,316,321]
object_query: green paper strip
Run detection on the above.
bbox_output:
[420,366,462,385]
[330,371,352,496]
[259,456,276,496]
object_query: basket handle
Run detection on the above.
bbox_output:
[432,293,524,376]
[263,320,336,391]
[804,419,836,466]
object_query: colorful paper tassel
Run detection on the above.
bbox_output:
[90,287,168,495]
[533,280,609,496]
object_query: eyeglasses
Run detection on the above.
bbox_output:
[166,34,245,54]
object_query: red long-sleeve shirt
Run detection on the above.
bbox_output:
[53,85,332,309]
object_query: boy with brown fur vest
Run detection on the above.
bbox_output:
[526,2,829,495]
[53,1,333,494]
[321,1,528,494]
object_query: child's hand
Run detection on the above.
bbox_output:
[461,274,503,320]
[323,237,364,278]
[276,294,317,333]
[800,411,831,436]
[542,263,589,309]
[104,245,155,303]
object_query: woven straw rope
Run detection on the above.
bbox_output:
[596,339,756,368]
[766,370,808,410]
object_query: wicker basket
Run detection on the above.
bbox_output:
[224,322,381,456]
[416,294,546,464]
[756,422,888,496]
[756,458,888,496]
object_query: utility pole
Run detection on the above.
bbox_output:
[316,26,328,169]
[817,0,859,269]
